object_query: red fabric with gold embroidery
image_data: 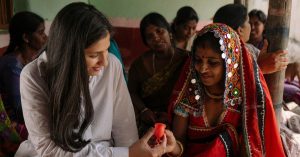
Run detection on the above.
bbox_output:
[168,23,285,157]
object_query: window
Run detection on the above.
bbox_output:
[0,0,13,29]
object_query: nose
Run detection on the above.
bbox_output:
[43,33,48,42]
[200,63,209,73]
[187,28,193,36]
[195,62,209,74]
[153,33,160,42]
[250,24,255,30]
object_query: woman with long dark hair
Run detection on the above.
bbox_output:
[15,2,180,157]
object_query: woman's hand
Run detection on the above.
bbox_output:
[164,130,183,157]
[258,39,289,74]
[286,62,300,86]
[129,128,166,157]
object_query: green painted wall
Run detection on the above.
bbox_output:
[13,0,232,21]
[90,0,232,21]
[13,0,88,20]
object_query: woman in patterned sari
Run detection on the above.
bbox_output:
[128,12,188,137]
[168,23,285,157]
[0,95,21,156]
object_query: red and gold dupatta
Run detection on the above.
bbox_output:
[168,23,285,157]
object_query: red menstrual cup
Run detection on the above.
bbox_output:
[154,123,166,143]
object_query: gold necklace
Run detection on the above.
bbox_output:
[204,87,223,99]
[152,50,174,74]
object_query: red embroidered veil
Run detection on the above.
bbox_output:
[168,23,285,157]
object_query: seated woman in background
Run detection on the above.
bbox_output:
[169,23,285,157]
[0,95,21,156]
[0,11,47,139]
[248,9,267,50]
[128,12,188,137]
[171,6,199,51]
[213,4,288,74]
[248,9,300,105]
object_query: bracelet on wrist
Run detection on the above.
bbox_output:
[166,140,184,157]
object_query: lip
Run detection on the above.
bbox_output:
[201,75,211,79]
[92,67,102,71]
[156,42,166,46]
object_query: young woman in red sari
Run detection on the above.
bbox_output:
[168,23,285,157]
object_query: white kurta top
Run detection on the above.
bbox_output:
[15,52,138,157]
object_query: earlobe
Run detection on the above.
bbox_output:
[237,27,242,35]
[22,33,29,43]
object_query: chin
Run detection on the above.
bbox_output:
[201,81,212,86]
[185,36,191,40]
[88,72,100,76]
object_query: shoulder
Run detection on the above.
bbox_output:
[245,43,260,60]
[21,52,46,84]
[99,53,123,79]
[130,51,150,68]
[91,54,125,89]
[108,53,122,71]
[0,55,21,70]
[175,48,189,57]
[246,43,260,53]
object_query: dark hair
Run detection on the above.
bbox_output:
[192,32,225,82]
[249,9,267,24]
[140,12,171,46]
[5,11,44,55]
[213,4,247,30]
[192,32,222,57]
[45,2,113,152]
[171,6,199,32]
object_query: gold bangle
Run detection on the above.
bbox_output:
[166,140,184,157]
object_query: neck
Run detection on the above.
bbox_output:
[15,46,37,66]
[152,48,175,74]
[154,47,174,59]
[204,86,223,99]
[175,39,188,50]
[175,34,188,47]
[249,36,263,44]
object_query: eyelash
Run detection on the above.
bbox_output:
[208,61,220,66]
[89,54,99,58]
[194,59,202,64]
[195,59,221,66]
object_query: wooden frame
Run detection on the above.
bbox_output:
[0,0,13,29]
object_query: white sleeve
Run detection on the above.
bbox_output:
[18,62,129,157]
[288,39,300,63]
[111,54,139,147]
